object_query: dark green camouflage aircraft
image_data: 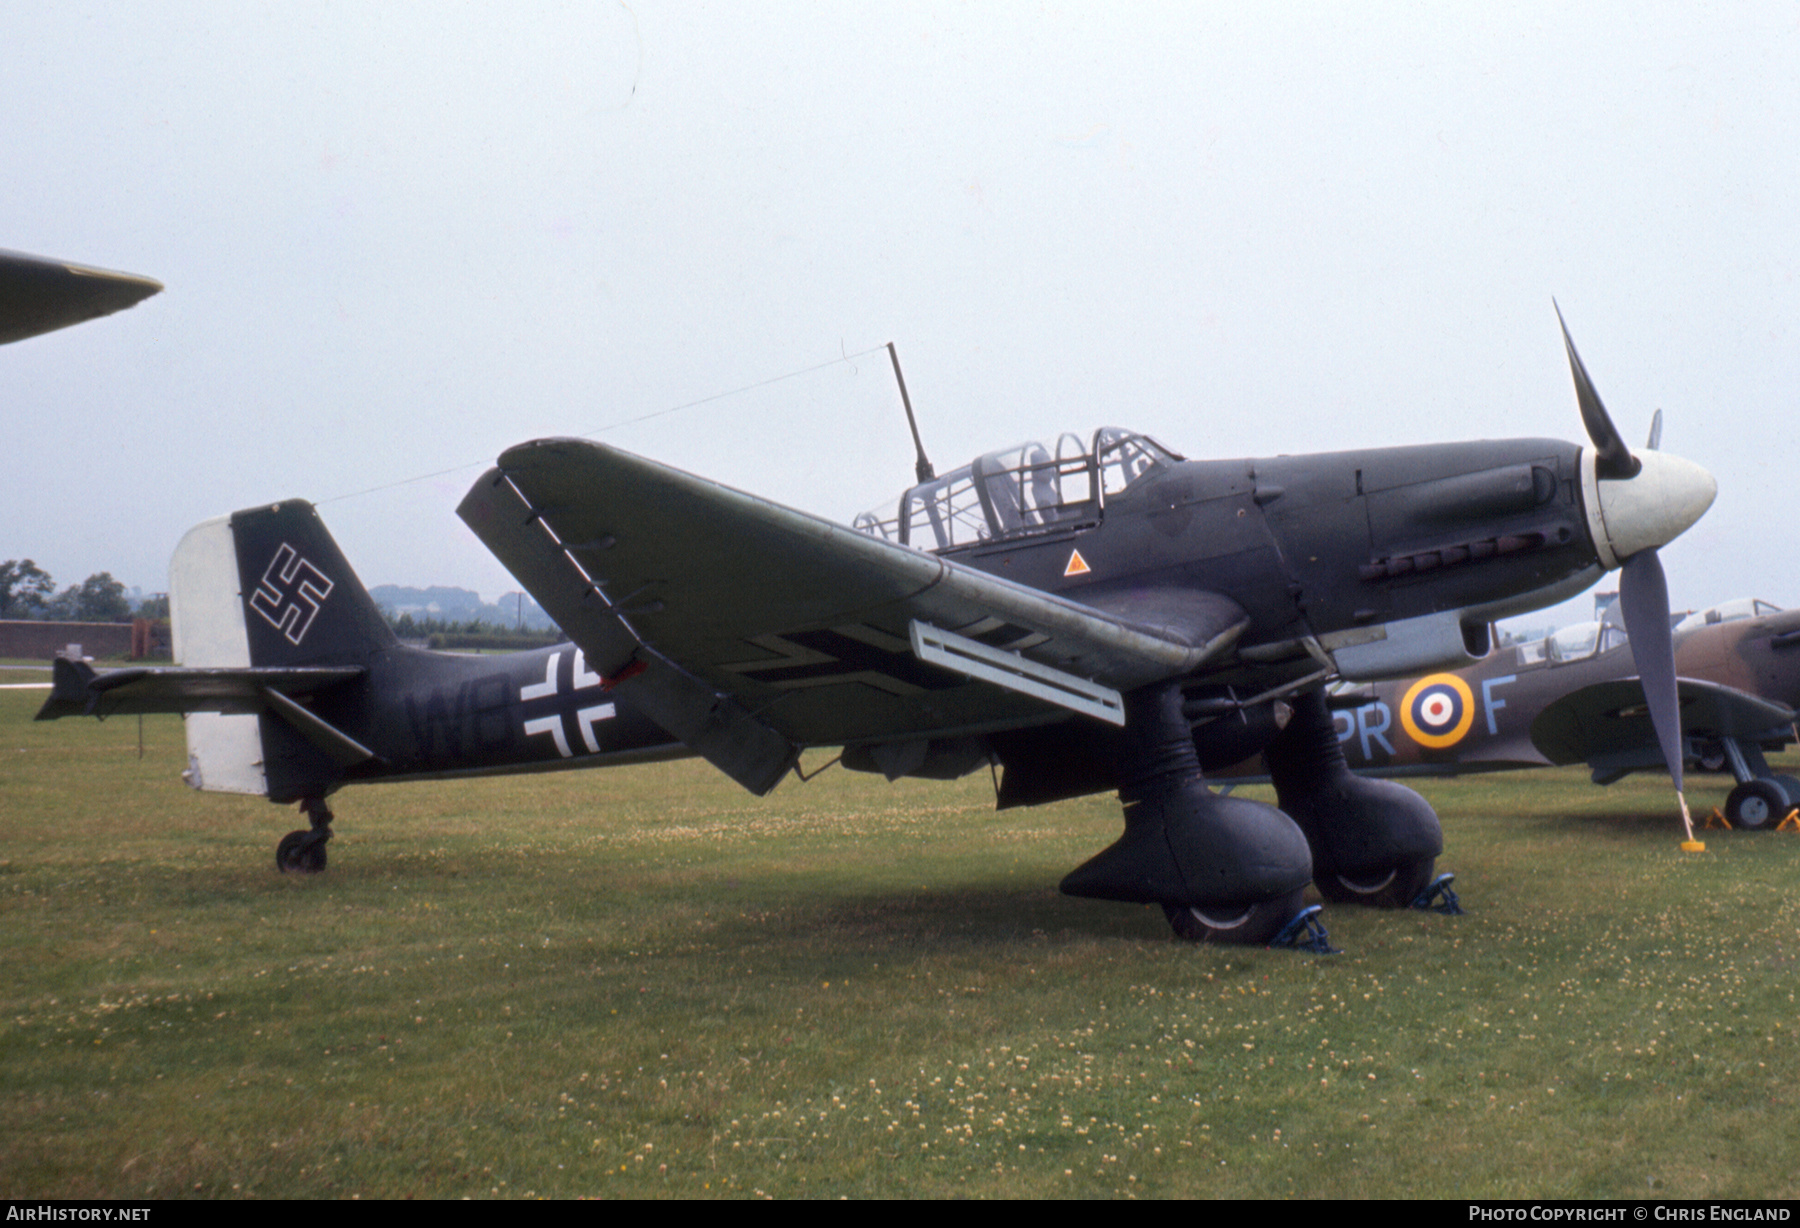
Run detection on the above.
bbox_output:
[39,317,1718,947]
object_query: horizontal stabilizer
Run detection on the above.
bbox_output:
[35,657,363,720]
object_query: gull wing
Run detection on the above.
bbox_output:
[458,438,1246,792]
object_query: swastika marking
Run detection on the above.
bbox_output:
[249,544,335,645]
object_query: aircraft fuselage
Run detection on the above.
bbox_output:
[1320,604,1800,779]
[260,642,685,802]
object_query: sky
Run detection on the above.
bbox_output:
[4,2,1795,634]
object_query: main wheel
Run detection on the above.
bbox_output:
[276,829,328,874]
[1772,776,1800,816]
[1163,888,1307,944]
[1315,856,1437,908]
[1725,779,1790,831]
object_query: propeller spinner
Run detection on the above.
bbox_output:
[1557,305,1717,845]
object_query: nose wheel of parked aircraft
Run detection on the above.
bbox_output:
[276,798,334,874]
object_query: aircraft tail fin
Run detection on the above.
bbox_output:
[176,499,396,670]
[170,500,394,797]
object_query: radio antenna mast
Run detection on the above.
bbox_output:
[888,342,935,483]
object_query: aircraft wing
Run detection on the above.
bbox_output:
[1529,677,1796,767]
[459,438,1247,793]
[0,248,162,344]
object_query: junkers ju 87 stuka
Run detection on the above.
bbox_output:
[42,320,1716,947]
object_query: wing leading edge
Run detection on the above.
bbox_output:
[458,438,1247,792]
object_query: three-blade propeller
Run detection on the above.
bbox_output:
[1557,306,1698,843]
[1557,302,1641,482]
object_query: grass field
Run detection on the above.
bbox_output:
[3,687,1798,1199]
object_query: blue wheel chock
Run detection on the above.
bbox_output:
[1269,904,1340,954]
[1411,871,1463,915]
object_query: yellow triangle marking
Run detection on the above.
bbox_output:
[1064,548,1091,577]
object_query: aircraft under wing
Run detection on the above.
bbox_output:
[458,438,1247,785]
[1530,677,1796,770]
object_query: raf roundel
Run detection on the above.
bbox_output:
[1398,673,1476,749]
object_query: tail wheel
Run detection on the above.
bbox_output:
[276,830,327,874]
[1162,888,1307,944]
[1316,856,1436,908]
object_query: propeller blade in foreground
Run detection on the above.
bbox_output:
[1555,301,1640,480]
[1619,546,1701,847]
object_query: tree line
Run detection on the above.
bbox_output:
[1,558,562,644]
[0,560,161,623]
[385,610,562,649]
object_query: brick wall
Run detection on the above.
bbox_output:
[0,620,135,660]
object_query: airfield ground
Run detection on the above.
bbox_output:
[2,679,1798,1199]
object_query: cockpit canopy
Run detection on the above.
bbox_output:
[1516,619,1630,665]
[1673,598,1782,634]
[1514,598,1785,666]
[853,426,1179,552]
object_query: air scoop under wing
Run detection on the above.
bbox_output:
[459,438,1246,793]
